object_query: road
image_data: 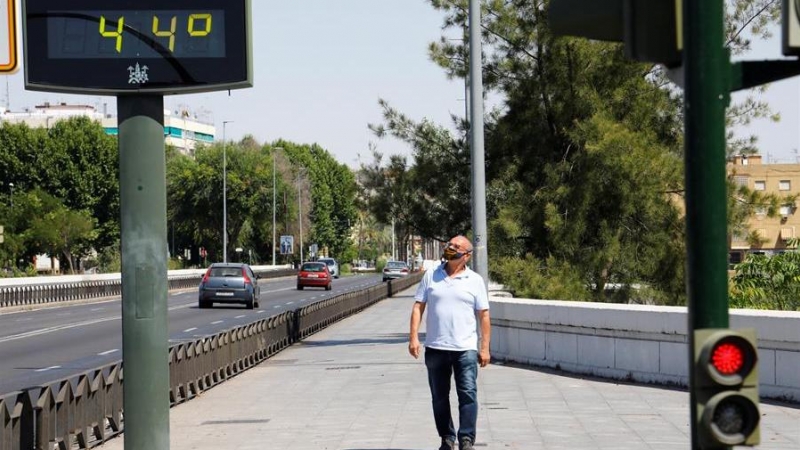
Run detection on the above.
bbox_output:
[0,273,385,394]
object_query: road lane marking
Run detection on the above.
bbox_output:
[235,315,246,319]
[97,349,119,356]
[0,317,120,344]
[211,320,223,325]
[35,366,61,372]
[183,327,197,333]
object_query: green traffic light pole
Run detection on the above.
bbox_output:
[683,0,730,448]
[118,95,171,450]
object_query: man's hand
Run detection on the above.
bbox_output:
[478,348,490,367]
[409,338,421,359]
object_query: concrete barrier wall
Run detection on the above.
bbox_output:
[489,297,800,403]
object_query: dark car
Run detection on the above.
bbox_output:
[382,260,410,282]
[198,263,260,309]
[297,262,332,290]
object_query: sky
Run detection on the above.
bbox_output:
[3,2,800,167]
[4,1,469,168]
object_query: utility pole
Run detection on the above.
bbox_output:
[683,1,731,447]
[118,95,170,450]
[468,0,489,283]
[272,147,281,266]
[222,120,233,263]
[298,169,304,264]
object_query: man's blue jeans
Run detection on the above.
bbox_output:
[424,347,478,443]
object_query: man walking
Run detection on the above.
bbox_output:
[408,235,491,450]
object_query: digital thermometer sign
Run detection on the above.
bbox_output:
[23,0,252,94]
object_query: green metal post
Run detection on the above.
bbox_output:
[118,95,170,450]
[683,0,730,448]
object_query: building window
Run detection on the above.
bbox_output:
[754,180,766,191]
[755,206,767,217]
[779,180,791,191]
[733,176,748,186]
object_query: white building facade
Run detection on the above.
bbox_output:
[0,102,215,155]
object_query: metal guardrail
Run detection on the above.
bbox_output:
[0,268,297,309]
[0,272,422,450]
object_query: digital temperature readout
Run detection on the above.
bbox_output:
[47,10,225,59]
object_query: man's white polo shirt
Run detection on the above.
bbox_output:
[414,264,489,351]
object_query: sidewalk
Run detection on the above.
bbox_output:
[100,288,799,450]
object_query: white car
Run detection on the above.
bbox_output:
[318,257,339,278]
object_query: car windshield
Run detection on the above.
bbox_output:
[210,267,242,277]
[320,259,335,266]
[386,262,406,269]
[301,263,326,272]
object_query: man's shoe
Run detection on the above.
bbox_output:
[439,437,456,450]
[459,438,475,450]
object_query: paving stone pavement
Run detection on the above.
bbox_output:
[100,288,800,450]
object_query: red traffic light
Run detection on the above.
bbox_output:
[703,335,757,385]
[711,342,745,375]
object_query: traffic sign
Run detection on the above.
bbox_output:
[0,0,18,73]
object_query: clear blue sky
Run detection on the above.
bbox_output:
[5,1,467,168]
[5,3,799,166]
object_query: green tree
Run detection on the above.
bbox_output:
[0,117,118,256]
[16,189,96,273]
[167,139,274,263]
[730,249,800,311]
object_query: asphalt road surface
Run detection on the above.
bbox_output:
[0,273,385,395]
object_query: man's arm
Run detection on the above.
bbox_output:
[477,309,491,367]
[408,301,426,359]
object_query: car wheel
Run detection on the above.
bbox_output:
[199,300,211,309]
[325,283,332,291]
[297,285,303,290]
[246,297,255,310]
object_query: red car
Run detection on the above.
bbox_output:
[297,262,332,290]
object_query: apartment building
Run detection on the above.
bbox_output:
[0,102,214,155]
[727,154,800,263]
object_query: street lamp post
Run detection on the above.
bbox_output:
[222,121,233,263]
[297,168,305,264]
[272,147,282,266]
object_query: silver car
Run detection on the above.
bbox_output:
[318,257,339,279]
[382,260,410,282]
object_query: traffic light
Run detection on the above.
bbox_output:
[549,0,682,67]
[693,328,760,447]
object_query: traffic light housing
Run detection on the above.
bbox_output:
[549,0,682,67]
[693,328,760,447]
[783,0,800,55]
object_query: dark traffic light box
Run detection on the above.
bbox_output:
[549,0,682,67]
